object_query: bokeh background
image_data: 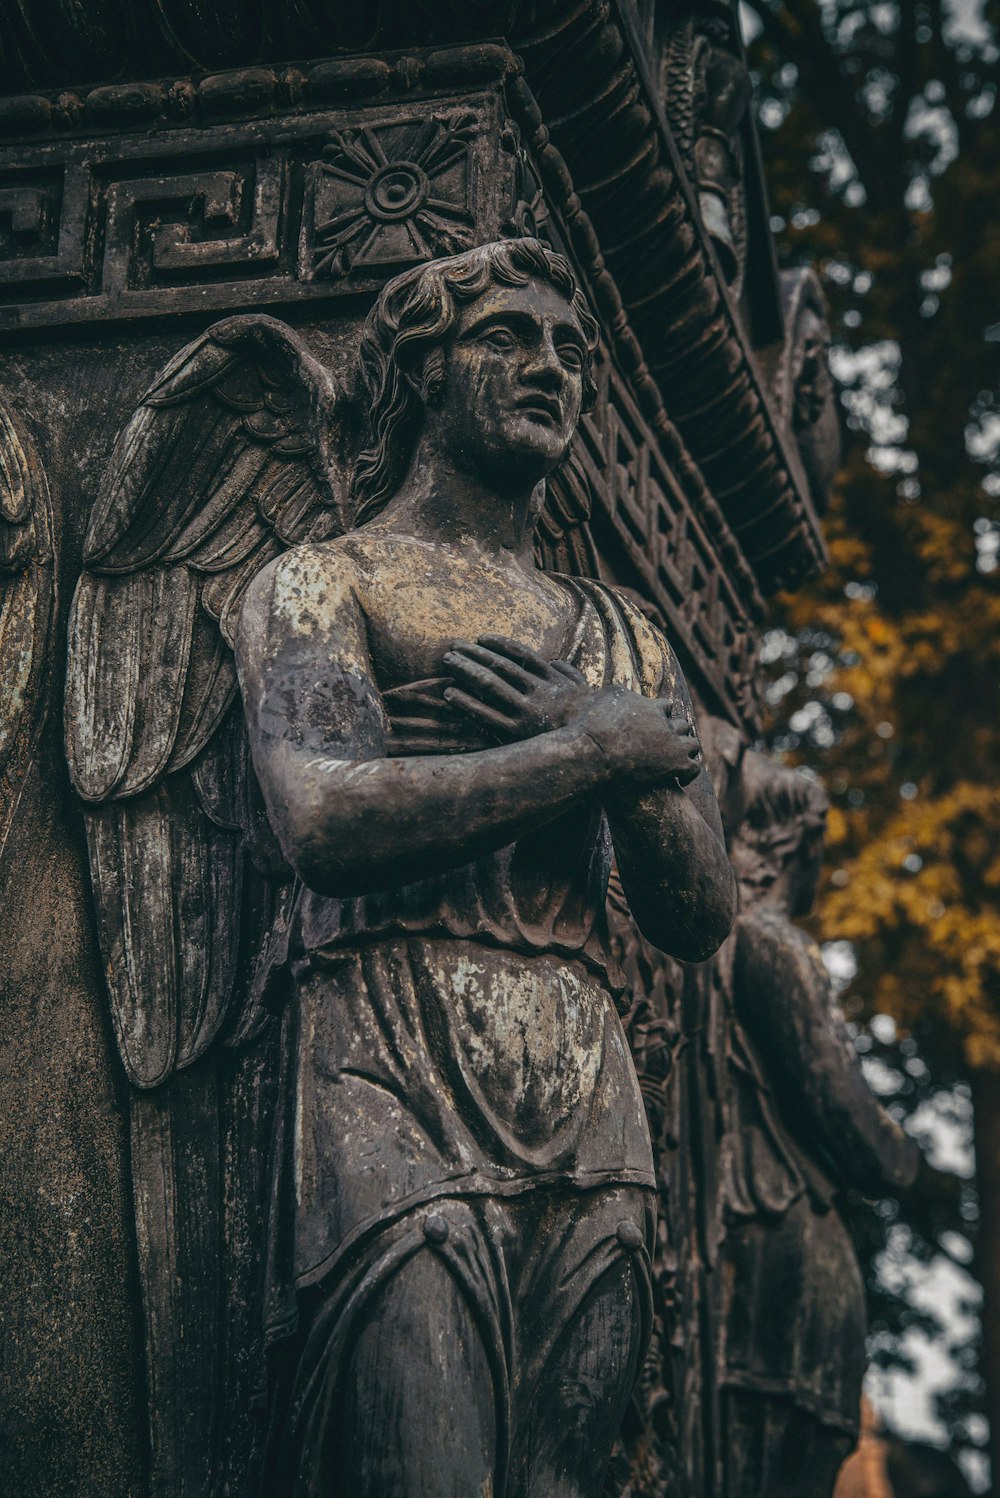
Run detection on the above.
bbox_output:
[740,1,999,1491]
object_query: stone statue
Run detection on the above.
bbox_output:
[714,751,919,1498]
[64,238,736,1496]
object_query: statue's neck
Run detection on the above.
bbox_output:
[372,440,542,564]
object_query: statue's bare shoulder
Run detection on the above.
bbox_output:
[239,539,370,669]
[246,528,577,690]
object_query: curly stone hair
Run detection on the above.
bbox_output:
[352,237,600,525]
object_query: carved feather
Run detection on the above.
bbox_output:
[66,314,350,1087]
[63,316,351,1497]
[0,400,54,859]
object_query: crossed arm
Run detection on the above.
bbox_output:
[735,913,919,1195]
[236,549,735,962]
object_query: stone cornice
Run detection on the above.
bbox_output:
[508,1,826,593]
[0,44,518,141]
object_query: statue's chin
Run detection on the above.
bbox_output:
[506,420,572,477]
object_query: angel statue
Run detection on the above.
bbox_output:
[64,237,736,1497]
[714,751,919,1498]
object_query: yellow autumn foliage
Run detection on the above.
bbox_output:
[746,3,1000,1076]
[823,783,1000,1067]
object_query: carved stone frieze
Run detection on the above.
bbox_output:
[0,84,506,329]
[0,12,827,595]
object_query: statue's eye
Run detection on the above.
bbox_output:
[558,343,584,369]
[482,328,516,349]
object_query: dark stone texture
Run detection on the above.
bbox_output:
[0,351,144,1497]
[0,730,142,1498]
[0,8,907,1497]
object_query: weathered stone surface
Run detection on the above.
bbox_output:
[0,8,901,1497]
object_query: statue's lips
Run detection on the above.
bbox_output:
[515,395,562,424]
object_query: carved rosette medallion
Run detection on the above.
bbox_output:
[306,112,478,279]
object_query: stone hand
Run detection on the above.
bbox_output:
[443,635,592,737]
[442,635,702,788]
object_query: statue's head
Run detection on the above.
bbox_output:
[730,751,828,915]
[353,238,599,524]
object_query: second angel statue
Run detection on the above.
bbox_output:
[65,238,736,1496]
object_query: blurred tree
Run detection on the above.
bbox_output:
[844,1017,984,1479]
[741,0,1000,1482]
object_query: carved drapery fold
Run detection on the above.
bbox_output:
[0,398,53,862]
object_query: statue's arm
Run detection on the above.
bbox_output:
[605,654,736,962]
[436,629,735,961]
[606,766,735,962]
[235,547,614,897]
[734,912,919,1195]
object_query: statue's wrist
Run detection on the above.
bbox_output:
[561,719,615,786]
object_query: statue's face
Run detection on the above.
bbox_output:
[436,276,588,488]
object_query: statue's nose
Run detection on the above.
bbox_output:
[522,334,564,390]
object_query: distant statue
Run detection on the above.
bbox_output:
[65,238,736,1496]
[715,751,919,1498]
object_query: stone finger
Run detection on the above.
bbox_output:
[442,653,528,709]
[447,640,536,691]
[442,688,518,735]
[475,634,552,677]
[550,658,588,684]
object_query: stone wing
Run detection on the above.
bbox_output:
[64,313,350,1087]
[0,402,54,865]
[62,315,353,1496]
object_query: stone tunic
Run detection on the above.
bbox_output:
[262,577,680,1344]
[713,915,896,1435]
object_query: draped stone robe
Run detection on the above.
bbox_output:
[259,577,694,1347]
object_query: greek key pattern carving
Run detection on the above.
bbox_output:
[580,352,761,725]
[0,166,87,288]
[101,162,282,292]
[0,97,496,330]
